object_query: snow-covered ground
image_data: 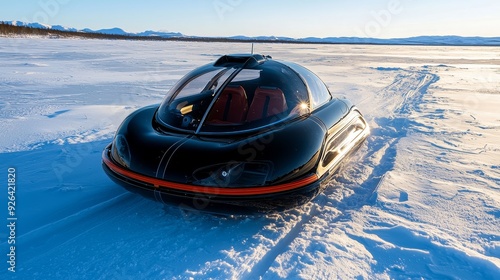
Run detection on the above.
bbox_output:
[0,38,499,279]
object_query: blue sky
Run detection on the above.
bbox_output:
[1,0,499,38]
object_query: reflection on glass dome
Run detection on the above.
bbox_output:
[156,54,330,135]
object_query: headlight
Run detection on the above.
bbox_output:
[111,135,131,168]
[193,162,271,187]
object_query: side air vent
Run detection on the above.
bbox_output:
[317,111,369,177]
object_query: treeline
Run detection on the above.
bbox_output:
[0,22,165,40]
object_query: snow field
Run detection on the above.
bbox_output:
[0,38,499,279]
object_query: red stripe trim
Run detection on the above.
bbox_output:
[102,149,318,196]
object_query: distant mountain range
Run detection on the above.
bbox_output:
[5,21,183,38]
[4,20,500,46]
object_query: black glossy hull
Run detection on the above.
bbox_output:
[103,147,330,214]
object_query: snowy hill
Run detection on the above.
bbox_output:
[92,27,128,35]
[49,25,78,32]
[3,20,500,45]
[6,20,51,30]
[136,30,184,37]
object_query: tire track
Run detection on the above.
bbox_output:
[240,202,322,280]
[357,68,439,120]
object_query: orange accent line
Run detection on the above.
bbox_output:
[102,149,318,196]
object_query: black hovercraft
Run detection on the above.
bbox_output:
[102,54,369,214]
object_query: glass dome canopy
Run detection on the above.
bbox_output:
[155,54,331,135]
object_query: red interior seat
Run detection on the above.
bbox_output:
[246,87,288,122]
[206,85,248,124]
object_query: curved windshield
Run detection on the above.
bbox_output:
[156,60,310,135]
[156,65,238,132]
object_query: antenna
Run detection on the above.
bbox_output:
[251,43,254,54]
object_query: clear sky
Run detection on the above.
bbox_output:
[1,0,499,38]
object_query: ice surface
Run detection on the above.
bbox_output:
[0,38,499,279]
